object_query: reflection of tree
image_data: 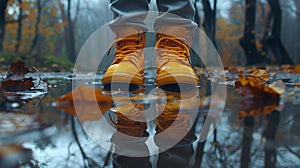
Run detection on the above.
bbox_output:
[198,116,230,167]
[71,116,102,168]
[194,116,206,168]
[263,110,280,168]
[194,140,205,168]
[207,128,228,166]
[241,116,254,168]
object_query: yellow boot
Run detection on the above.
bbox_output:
[102,27,146,90]
[155,26,199,89]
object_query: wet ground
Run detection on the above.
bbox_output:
[0,69,300,168]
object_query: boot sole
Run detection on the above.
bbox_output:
[102,73,144,91]
[156,74,199,92]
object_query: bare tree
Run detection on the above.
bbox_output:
[265,0,294,64]
[202,0,217,47]
[246,0,295,65]
[15,0,23,53]
[240,0,266,65]
[66,0,76,62]
[0,0,9,52]
[59,0,80,62]
[29,0,42,54]
[260,1,271,58]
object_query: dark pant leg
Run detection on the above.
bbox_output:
[154,0,197,31]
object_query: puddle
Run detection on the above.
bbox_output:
[0,70,300,168]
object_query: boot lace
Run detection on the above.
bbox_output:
[109,35,145,65]
[155,36,191,66]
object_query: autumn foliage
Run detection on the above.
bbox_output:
[1,60,34,91]
[55,85,112,122]
[235,69,280,119]
[4,0,63,54]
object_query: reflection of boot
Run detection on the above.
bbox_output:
[155,90,198,141]
[111,104,147,137]
[155,26,199,87]
[110,104,151,168]
[157,130,196,168]
[102,27,146,90]
[156,101,192,140]
[155,91,197,168]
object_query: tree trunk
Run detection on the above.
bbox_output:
[194,0,201,27]
[260,10,272,58]
[202,0,217,47]
[267,0,294,64]
[240,0,265,65]
[0,0,9,52]
[29,0,42,54]
[66,0,76,62]
[15,0,23,53]
[59,0,76,62]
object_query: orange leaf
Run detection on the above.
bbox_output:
[1,78,34,91]
[1,61,34,91]
[294,64,300,74]
[56,85,111,103]
[55,85,112,121]
[235,69,280,105]
[6,60,30,79]
[247,69,270,83]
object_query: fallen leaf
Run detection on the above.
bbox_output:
[294,64,300,74]
[6,60,30,80]
[55,85,112,121]
[234,69,281,119]
[1,78,34,91]
[280,64,294,73]
[56,85,112,103]
[1,61,34,91]
[246,69,270,84]
[235,69,280,100]
[268,80,285,95]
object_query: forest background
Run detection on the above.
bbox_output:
[0,0,299,71]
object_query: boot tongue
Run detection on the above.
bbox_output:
[114,26,143,38]
[157,26,191,40]
[114,26,145,50]
[162,39,182,47]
